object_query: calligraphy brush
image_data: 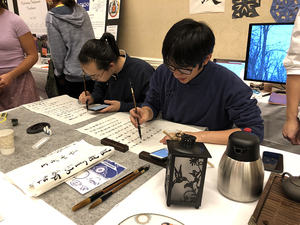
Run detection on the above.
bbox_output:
[128,78,142,139]
[82,71,89,110]
[71,164,148,211]
[89,164,150,209]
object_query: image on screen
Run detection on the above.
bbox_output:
[213,59,245,79]
[244,23,294,84]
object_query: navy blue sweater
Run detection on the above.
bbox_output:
[142,61,264,142]
[92,53,154,112]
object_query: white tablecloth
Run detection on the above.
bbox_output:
[30,63,49,100]
[97,144,300,225]
[0,144,299,225]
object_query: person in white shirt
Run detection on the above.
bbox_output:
[282,10,300,145]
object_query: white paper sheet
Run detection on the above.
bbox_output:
[190,0,225,14]
[76,112,205,154]
[0,173,76,225]
[5,140,114,197]
[22,95,98,125]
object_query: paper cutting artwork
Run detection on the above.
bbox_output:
[76,112,203,154]
[232,0,261,19]
[190,0,225,14]
[270,0,300,22]
[67,159,125,194]
[22,95,98,125]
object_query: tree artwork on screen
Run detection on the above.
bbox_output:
[246,24,293,84]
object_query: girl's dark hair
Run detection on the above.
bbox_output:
[0,1,8,9]
[78,32,120,70]
[162,18,215,69]
[62,0,76,8]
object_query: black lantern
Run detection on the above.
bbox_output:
[165,134,211,209]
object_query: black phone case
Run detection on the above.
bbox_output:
[262,151,284,173]
[88,104,109,111]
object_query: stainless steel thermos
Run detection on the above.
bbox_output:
[217,130,264,202]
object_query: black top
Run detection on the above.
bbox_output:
[92,52,155,112]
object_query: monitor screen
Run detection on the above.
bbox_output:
[244,22,294,84]
[213,59,245,80]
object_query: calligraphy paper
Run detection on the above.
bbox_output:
[5,140,114,197]
[66,159,125,194]
[22,95,98,125]
[190,0,225,14]
[76,112,206,154]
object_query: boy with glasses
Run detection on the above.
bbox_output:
[130,18,264,145]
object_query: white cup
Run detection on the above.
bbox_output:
[0,129,15,155]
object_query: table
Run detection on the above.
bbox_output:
[0,106,162,225]
[256,94,299,154]
[30,63,49,100]
[97,145,300,225]
[0,97,299,225]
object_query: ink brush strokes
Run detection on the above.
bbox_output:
[72,164,150,211]
[129,78,142,139]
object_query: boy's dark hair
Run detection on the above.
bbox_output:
[78,32,120,70]
[162,18,215,69]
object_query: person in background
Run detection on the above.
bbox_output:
[0,1,40,111]
[282,10,300,145]
[130,18,264,145]
[45,0,95,98]
[78,32,154,112]
[32,34,39,52]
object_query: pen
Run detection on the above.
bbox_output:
[88,164,150,209]
[129,78,142,139]
[71,164,148,211]
[82,71,89,110]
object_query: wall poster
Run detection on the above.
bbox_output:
[77,0,107,39]
[190,0,225,14]
[7,0,121,41]
[15,0,48,35]
[106,0,121,42]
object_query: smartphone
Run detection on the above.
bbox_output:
[149,148,168,161]
[88,104,110,111]
[262,151,284,173]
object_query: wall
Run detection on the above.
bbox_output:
[118,1,275,61]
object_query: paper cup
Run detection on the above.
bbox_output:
[0,129,15,155]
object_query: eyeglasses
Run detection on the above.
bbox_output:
[83,69,105,80]
[165,63,196,75]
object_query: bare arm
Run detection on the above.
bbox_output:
[282,75,300,145]
[0,32,38,89]
[160,128,241,145]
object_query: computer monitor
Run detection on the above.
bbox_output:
[244,22,294,85]
[213,59,245,80]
